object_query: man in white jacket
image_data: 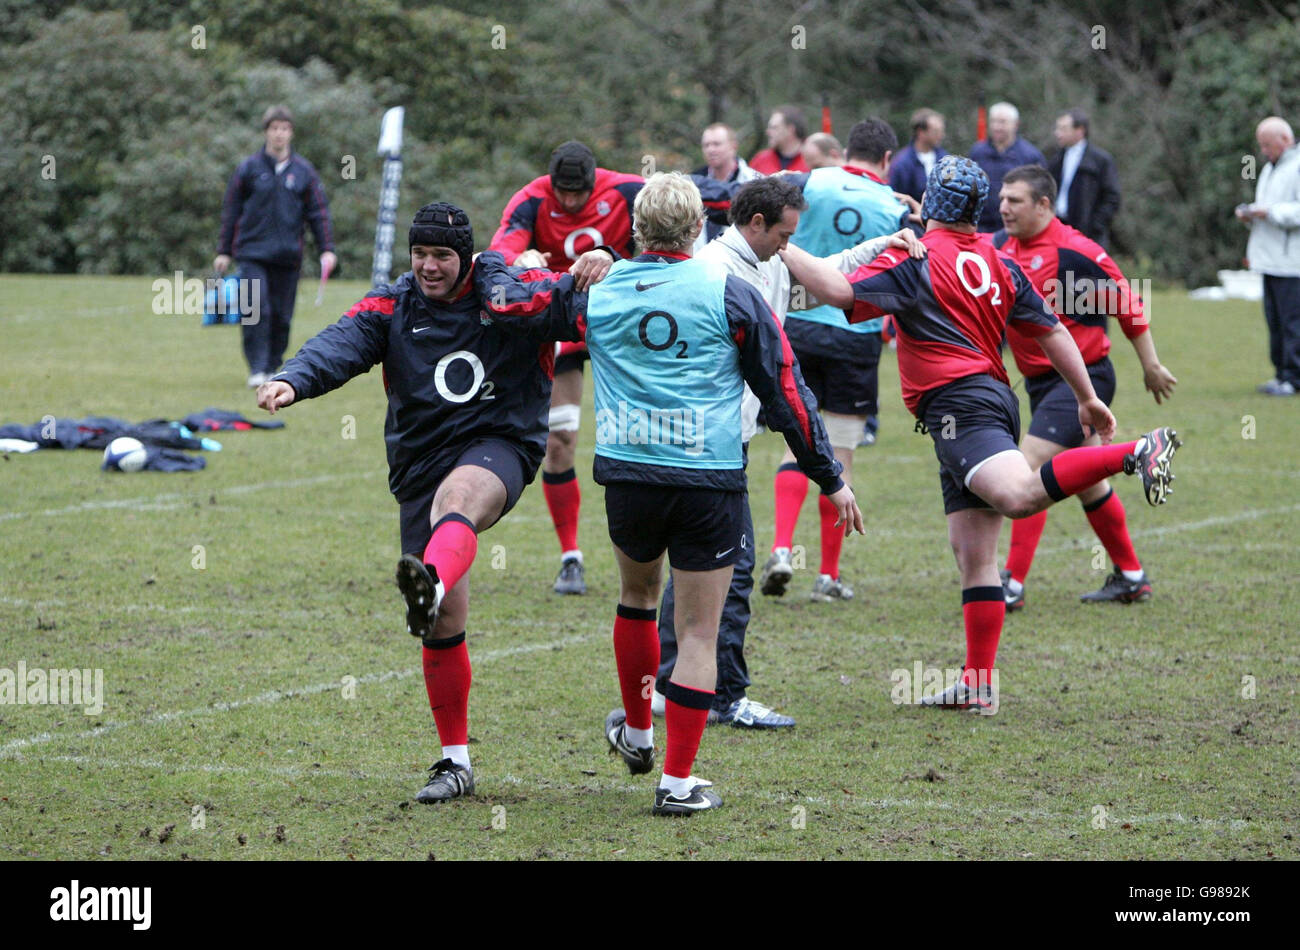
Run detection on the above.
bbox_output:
[651,176,922,728]
[1239,116,1300,396]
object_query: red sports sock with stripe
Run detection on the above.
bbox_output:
[421,513,478,590]
[613,605,659,731]
[663,680,714,779]
[422,634,471,746]
[1083,489,1141,572]
[542,468,581,553]
[818,493,844,579]
[961,587,1005,687]
[1039,441,1138,500]
[773,462,808,550]
[1004,509,1048,584]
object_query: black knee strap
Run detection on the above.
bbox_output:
[422,630,466,650]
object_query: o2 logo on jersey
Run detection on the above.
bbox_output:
[563,226,605,261]
[833,207,863,237]
[638,310,689,359]
[955,251,1002,306]
[434,349,496,403]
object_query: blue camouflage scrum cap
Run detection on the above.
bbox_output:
[921,155,989,225]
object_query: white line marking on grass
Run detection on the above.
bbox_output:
[0,632,603,758]
[7,757,1271,831]
[0,471,378,521]
[1034,502,1300,556]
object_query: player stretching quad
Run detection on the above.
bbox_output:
[994,164,1178,609]
[257,203,609,802]
[477,173,861,812]
[781,157,1181,712]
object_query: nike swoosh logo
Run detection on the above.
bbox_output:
[635,280,671,292]
[412,325,431,334]
[715,547,735,559]
[853,400,869,407]
[841,185,868,192]
[549,210,566,217]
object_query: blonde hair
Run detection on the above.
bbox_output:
[633,172,703,253]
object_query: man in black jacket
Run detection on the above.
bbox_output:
[216,105,337,388]
[1049,108,1121,249]
[256,203,611,806]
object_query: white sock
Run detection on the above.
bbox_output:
[1121,568,1145,582]
[1006,577,1024,595]
[624,724,652,749]
[561,549,582,563]
[774,546,790,557]
[659,772,692,797]
[442,745,470,770]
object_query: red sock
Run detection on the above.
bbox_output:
[422,634,471,746]
[542,468,580,553]
[818,493,844,578]
[1084,489,1141,572]
[421,513,478,590]
[613,606,659,731]
[1040,441,1138,500]
[961,587,1005,687]
[1005,509,1048,583]
[773,463,808,550]
[663,681,714,779]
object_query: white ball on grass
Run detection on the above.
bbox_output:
[103,437,148,473]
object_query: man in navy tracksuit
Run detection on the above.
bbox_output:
[257,203,610,805]
[216,105,337,388]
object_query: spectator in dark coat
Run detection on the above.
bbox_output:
[889,108,947,205]
[969,102,1046,232]
[1049,108,1121,249]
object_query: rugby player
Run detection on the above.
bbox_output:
[476,173,863,812]
[994,164,1178,608]
[780,157,1181,712]
[489,141,644,596]
[759,118,911,604]
[257,203,611,801]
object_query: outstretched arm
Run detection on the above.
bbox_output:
[269,296,391,404]
[727,278,863,535]
[780,242,855,309]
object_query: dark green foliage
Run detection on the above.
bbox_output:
[2,1,1299,284]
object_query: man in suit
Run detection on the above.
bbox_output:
[1049,108,1121,249]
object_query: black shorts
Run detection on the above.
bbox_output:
[399,438,536,554]
[554,340,589,376]
[919,375,1022,515]
[604,483,746,571]
[784,317,882,416]
[1024,357,1117,448]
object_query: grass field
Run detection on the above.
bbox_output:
[1,274,1296,861]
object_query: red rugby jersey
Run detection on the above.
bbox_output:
[993,217,1147,378]
[489,168,643,270]
[845,228,1059,414]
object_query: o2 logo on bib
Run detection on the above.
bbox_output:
[564,226,604,261]
[434,349,496,403]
